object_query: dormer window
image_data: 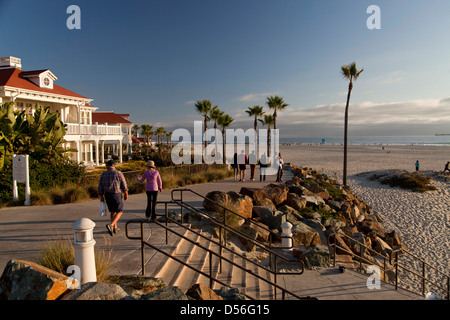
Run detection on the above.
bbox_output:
[21,69,57,89]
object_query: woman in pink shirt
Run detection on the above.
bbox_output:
[136,160,162,220]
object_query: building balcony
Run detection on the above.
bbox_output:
[65,123,122,136]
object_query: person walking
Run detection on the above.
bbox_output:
[442,161,450,174]
[249,150,257,181]
[259,153,268,181]
[237,150,248,181]
[232,152,239,180]
[415,160,420,172]
[98,160,129,236]
[276,153,284,183]
[136,160,162,221]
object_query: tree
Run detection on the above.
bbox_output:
[258,114,274,157]
[0,102,68,169]
[217,113,234,164]
[266,96,288,130]
[131,124,140,137]
[210,106,224,157]
[341,61,364,186]
[195,99,212,150]
[140,124,153,146]
[245,105,264,155]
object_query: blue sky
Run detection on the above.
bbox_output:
[1,0,450,138]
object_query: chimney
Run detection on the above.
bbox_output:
[0,56,22,69]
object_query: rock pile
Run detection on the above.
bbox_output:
[203,164,404,275]
[0,259,243,300]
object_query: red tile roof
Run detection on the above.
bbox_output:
[92,112,132,124]
[0,67,88,99]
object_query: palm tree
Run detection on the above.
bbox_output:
[246,105,264,155]
[195,99,212,150]
[140,124,153,146]
[341,61,364,186]
[132,124,140,137]
[258,114,274,157]
[217,113,234,164]
[140,124,153,158]
[266,95,288,130]
[210,106,224,156]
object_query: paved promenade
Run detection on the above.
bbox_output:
[0,169,423,300]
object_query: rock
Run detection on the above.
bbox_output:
[384,230,402,248]
[286,193,307,211]
[294,244,330,268]
[350,204,361,221]
[373,237,393,257]
[203,191,229,213]
[214,287,246,300]
[323,218,346,229]
[239,187,260,199]
[261,183,289,206]
[62,281,130,300]
[252,206,273,220]
[291,222,322,247]
[0,259,74,300]
[106,275,165,299]
[141,286,189,300]
[238,222,270,251]
[186,283,223,300]
[253,198,276,211]
[227,191,253,219]
[259,210,284,231]
[301,179,320,193]
[327,200,342,211]
[301,195,325,207]
[358,220,386,238]
[329,233,353,255]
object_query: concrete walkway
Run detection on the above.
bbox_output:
[0,168,423,300]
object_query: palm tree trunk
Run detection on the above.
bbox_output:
[222,128,226,164]
[273,110,277,130]
[343,81,353,186]
[204,115,208,155]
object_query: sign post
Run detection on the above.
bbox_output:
[12,154,31,206]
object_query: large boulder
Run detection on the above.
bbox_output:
[293,244,331,268]
[62,281,130,300]
[186,283,223,300]
[140,286,189,300]
[203,191,253,221]
[291,222,322,247]
[286,193,307,211]
[0,259,75,300]
[261,184,289,206]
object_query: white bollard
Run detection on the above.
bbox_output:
[72,218,97,285]
[281,221,293,251]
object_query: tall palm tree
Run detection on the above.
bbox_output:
[266,95,288,130]
[217,113,234,164]
[246,105,264,155]
[258,114,274,157]
[132,124,140,137]
[210,106,224,157]
[195,99,212,150]
[341,61,364,186]
[140,124,153,146]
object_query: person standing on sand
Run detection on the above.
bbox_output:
[249,150,257,181]
[98,160,128,236]
[136,160,162,221]
[415,160,420,172]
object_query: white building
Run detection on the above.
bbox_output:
[0,56,132,165]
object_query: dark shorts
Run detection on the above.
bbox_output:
[239,164,246,170]
[104,192,124,213]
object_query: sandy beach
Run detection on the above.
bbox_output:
[279,144,450,296]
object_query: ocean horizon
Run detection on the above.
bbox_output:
[279,135,450,147]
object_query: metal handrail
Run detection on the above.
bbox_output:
[328,232,449,299]
[170,188,293,250]
[125,217,311,300]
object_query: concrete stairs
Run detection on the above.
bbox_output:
[147,224,279,300]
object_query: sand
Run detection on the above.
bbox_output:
[279,144,450,296]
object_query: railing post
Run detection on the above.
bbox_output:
[422,261,426,296]
[141,221,145,275]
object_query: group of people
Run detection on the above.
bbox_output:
[231,151,284,183]
[98,151,287,237]
[98,159,162,237]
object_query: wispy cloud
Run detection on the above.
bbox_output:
[234,92,280,102]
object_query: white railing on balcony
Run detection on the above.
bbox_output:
[66,123,122,136]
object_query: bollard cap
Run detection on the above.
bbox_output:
[72,218,96,231]
[281,221,293,229]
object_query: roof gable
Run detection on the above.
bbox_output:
[92,112,132,124]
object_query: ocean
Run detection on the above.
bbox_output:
[280,135,450,146]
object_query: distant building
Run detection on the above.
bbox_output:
[0,56,132,165]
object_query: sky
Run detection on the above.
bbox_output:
[1,0,450,139]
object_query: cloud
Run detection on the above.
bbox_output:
[234,92,279,102]
[275,97,450,137]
